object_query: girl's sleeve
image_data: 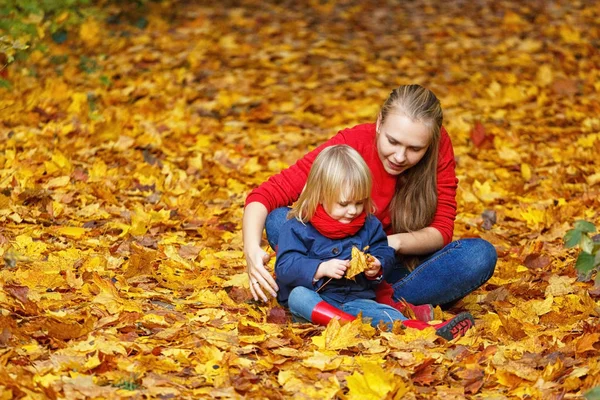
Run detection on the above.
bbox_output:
[364,217,396,279]
[245,132,348,212]
[275,224,323,289]
[429,127,458,245]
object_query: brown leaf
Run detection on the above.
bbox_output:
[43,315,97,341]
[4,285,39,314]
[267,307,288,324]
[178,244,201,260]
[227,286,251,303]
[0,315,16,346]
[470,122,494,149]
[588,286,600,299]
[498,313,528,340]
[551,78,578,96]
[124,242,157,279]
[523,254,551,270]
[484,286,510,303]
[412,358,438,386]
[231,368,260,393]
[575,333,600,354]
[0,328,11,346]
[454,368,484,394]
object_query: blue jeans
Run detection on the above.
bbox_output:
[287,286,406,329]
[266,206,497,306]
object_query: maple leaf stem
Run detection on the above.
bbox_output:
[315,277,333,293]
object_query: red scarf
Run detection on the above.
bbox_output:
[310,204,366,239]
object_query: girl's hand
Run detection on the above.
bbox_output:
[364,257,382,278]
[316,259,349,280]
[245,247,278,302]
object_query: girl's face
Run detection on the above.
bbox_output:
[323,192,366,224]
[376,113,431,176]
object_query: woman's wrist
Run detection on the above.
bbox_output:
[244,242,261,256]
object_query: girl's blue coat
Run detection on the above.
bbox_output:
[275,214,396,305]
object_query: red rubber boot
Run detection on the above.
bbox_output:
[402,312,475,340]
[311,301,356,326]
[375,281,435,322]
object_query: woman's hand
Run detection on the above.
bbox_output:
[364,257,382,278]
[243,202,278,302]
[245,246,278,302]
[316,259,349,280]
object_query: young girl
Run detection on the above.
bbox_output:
[275,145,474,339]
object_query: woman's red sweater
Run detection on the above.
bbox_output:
[245,123,458,245]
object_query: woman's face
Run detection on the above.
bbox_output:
[376,113,431,176]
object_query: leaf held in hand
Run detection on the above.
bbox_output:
[347,246,374,280]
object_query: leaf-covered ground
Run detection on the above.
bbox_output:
[1,0,600,398]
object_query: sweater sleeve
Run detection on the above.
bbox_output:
[245,132,348,212]
[430,127,458,245]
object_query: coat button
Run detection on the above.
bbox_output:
[332,247,339,255]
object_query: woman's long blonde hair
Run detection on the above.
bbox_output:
[288,145,373,223]
[380,85,443,254]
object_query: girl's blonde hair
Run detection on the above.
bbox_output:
[289,145,373,223]
[380,84,443,269]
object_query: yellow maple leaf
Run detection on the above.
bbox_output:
[67,92,88,115]
[83,351,102,370]
[520,163,532,181]
[530,295,554,316]
[130,205,151,236]
[545,275,576,297]
[559,25,581,44]
[278,370,341,398]
[33,373,61,388]
[44,152,72,175]
[15,234,47,258]
[311,318,364,351]
[577,133,599,148]
[91,273,141,314]
[536,64,553,86]
[79,18,101,47]
[54,226,87,239]
[72,335,127,356]
[347,360,411,400]
[45,175,70,189]
[472,179,503,203]
[301,351,343,371]
[347,246,374,280]
[519,206,549,229]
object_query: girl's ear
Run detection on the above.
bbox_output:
[375,114,382,134]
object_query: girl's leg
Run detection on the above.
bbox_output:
[341,299,406,329]
[287,287,354,324]
[388,238,497,306]
[265,207,292,250]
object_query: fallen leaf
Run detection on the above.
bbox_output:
[347,359,410,400]
[267,307,288,324]
[347,246,373,280]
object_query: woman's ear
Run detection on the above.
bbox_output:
[375,114,382,134]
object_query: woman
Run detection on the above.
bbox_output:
[243,84,497,308]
